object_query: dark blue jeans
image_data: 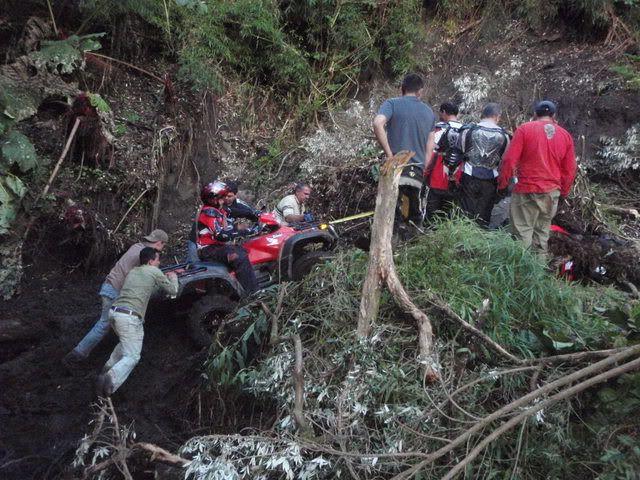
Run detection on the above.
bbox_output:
[73,282,119,357]
[199,244,258,295]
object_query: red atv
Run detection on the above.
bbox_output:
[162,212,338,347]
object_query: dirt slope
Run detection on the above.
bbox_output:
[0,253,205,479]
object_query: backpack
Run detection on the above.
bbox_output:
[437,120,464,169]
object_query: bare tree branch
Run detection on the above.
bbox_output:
[441,356,640,480]
[263,297,313,436]
[391,344,640,480]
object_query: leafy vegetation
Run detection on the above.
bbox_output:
[80,0,424,111]
[0,82,40,235]
[30,33,105,74]
[187,219,638,478]
[0,31,107,236]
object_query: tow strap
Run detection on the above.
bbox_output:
[327,211,375,225]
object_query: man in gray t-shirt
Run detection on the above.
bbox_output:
[373,73,435,227]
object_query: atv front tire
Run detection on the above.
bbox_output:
[291,251,334,281]
[187,294,237,348]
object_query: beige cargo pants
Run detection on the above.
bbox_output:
[509,190,560,253]
[103,310,144,393]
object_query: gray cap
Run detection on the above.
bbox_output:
[143,229,168,243]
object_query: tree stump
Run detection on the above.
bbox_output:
[356,150,438,379]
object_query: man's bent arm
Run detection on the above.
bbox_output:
[423,131,436,174]
[559,138,577,197]
[285,214,305,223]
[373,114,393,158]
[498,127,523,190]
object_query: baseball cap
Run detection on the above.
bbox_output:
[534,100,556,116]
[143,229,169,243]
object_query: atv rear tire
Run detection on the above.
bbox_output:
[291,251,334,281]
[187,294,237,348]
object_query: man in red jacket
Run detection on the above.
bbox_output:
[498,101,576,253]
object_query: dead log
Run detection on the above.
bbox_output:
[356,151,438,379]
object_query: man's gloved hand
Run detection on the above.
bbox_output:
[303,212,315,222]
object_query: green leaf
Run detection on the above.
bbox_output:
[617,434,636,447]
[4,175,26,198]
[597,387,619,403]
[78,34,105,53]
[541,328,574,351]
[87,93,111,113]
[31,33,104,74]
[0,79,40,123]
[0,116,10,135]
[0,131,38,173]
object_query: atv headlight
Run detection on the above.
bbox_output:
[319,223,329,230]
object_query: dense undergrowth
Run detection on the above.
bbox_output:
[177,219,640,479]
[76,0,640,111]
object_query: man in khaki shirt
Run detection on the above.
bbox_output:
[273,183,313,224]
[96,247,179,396]
[63,230,168,368]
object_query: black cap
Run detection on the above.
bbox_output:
[535,100,556,116]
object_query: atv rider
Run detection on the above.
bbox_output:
[196,181,259,295]
[186,181,258,263]
[223,181,260,223]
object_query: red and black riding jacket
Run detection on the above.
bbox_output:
[196,205,232,247]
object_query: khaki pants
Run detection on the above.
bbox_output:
[103,310,144,393]
[510,190,560,253]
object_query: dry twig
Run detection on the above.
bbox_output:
[441,356,640,480]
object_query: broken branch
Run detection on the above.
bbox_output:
[391,344,640,479]
[427,294,522,364]
[441,356,640,480]
[263,295,312,436]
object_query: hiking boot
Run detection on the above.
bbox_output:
[62,350,87,370]
[95,374,114,397]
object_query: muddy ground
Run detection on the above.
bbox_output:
[0,244,208,479]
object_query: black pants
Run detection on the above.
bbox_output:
[397,185,423,226]
[199,244,258,295]
[459,174,497,227]
[425,188,457,222]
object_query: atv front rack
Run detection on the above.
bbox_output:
[161,263,207,278]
